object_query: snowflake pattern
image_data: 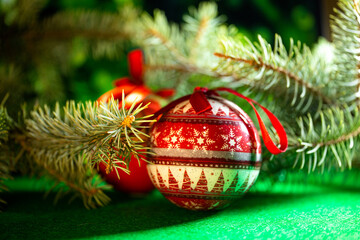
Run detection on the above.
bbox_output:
[163,127,185,149]
[221,129,243,152]
[187,128,215,152]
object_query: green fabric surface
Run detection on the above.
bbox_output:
[1,176,360,240]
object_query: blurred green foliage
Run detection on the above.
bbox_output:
[1,0,321,105]
[69,0,320,102]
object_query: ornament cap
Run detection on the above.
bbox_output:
[190,91,212,114]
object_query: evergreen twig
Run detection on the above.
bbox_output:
[287,105,360,172]
[213,52,333,105]
[214,35,337,114]
[13,96,154,208]
[331,0,360,103]
[139,2,231,91]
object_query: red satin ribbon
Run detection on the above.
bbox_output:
[111,50,175,105]
[153,87,288,155]
[128,49,144,85]
[215,87,287,154]
[120,49,175,97]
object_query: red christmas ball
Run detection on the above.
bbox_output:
[147,95,262,210]
[98,155,154,194]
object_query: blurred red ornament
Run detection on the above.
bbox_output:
[97,49,174,194]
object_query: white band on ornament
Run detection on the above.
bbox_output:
[152,148,261,161]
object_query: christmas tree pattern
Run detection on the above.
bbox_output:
[156,168,168,189]
[243,171,259,192]
[237,175,249,193]
[181,170,192,191]
[194,170,208,192]
[168,168,179,190]
[225,173,239,193]
[211,172,225,193]
[169,166,185,189]
[149,165,259,197]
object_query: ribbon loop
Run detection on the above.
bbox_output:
[215,87,288,154]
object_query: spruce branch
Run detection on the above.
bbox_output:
[331,0,360,103]
[141,9,188,65]
[213,51,333,105]
[287,105,360,172]
[184,3,226,63]
[214,35,336,114]
[273,0,360,173]
[139,2,233,91]
[1,2,140,61]
[24,96,154,173]
[15,96,154,208]
[41,156,111,209]
[30,7,139,59]
[1,0,47,27]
